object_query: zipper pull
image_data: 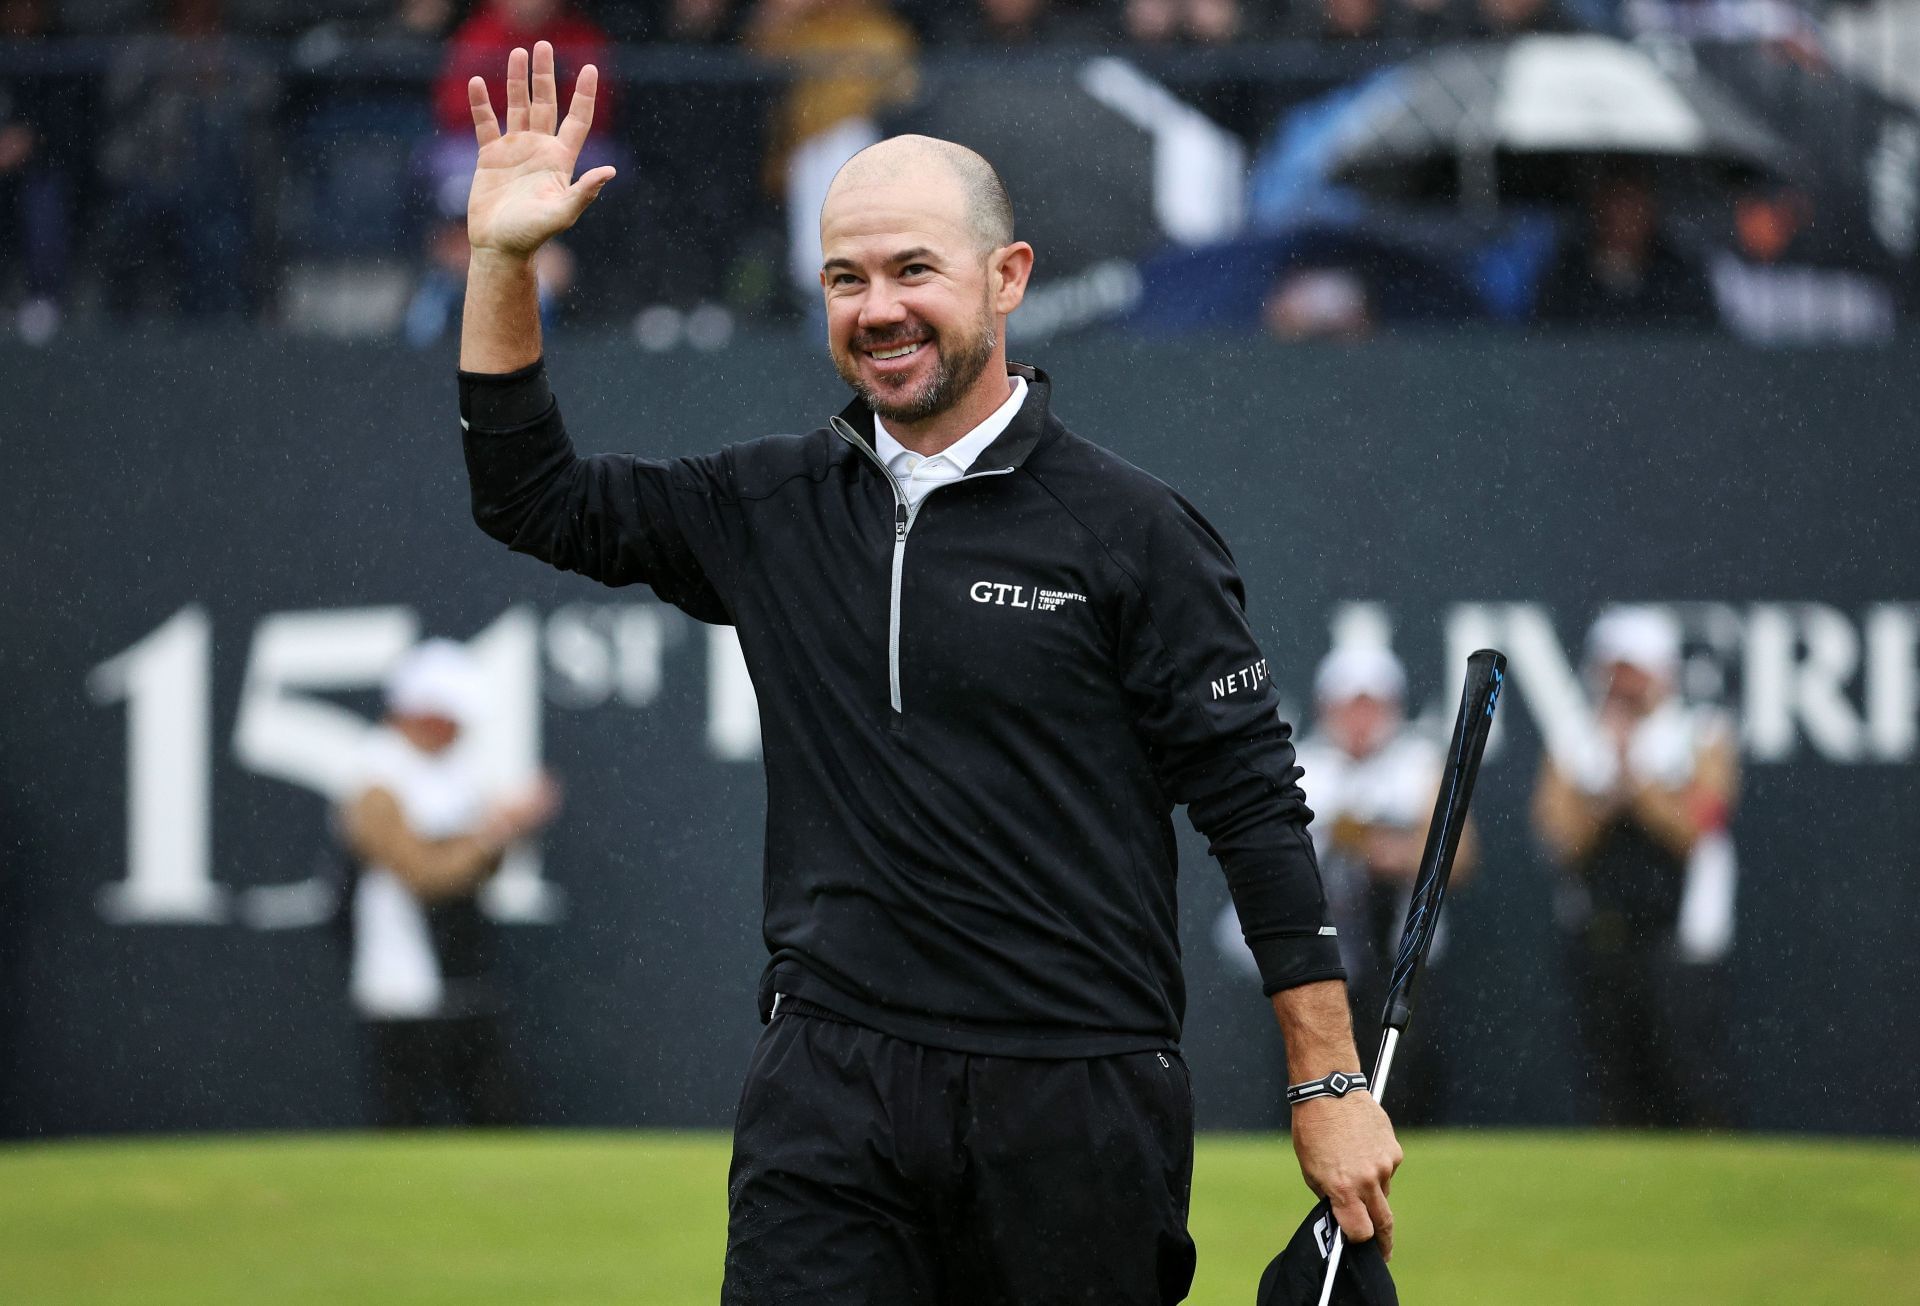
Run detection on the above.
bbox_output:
[894,502,908,539]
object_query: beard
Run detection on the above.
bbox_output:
[833,300,999,426]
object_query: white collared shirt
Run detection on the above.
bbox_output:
[873,375,1028,508]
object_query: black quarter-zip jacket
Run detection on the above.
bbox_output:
[461,360,1343,1058]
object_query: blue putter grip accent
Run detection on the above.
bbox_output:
[1378,649,1507,1038]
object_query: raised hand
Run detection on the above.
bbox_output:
[466,41,615,261]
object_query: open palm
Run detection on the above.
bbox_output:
[465,41,615,259]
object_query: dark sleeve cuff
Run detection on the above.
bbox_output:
[459,357,554,430]
[1246,930,1347,997]
[1216,818,1346,995]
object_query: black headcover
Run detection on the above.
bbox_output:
[1256,1199,1398,1306]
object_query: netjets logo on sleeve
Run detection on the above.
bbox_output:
[1210,658,1268,700]
[969,580,1088,613]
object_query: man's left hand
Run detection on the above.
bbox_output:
[1290,1091,1403,1260]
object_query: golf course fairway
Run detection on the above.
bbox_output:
[3,1130,1913,1304]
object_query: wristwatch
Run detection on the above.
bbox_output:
[1285,1070,1370,1105]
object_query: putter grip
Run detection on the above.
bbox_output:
[1380,649,1506,1034]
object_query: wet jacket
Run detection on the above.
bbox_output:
[459,359,1342,1057]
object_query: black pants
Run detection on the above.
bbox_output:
[366,1015,522,1128]
[723,1003,1197,1305]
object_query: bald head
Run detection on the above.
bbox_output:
[823,135,1015,254]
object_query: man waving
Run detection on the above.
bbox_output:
[457,42,1400,1304]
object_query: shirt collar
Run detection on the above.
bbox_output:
[873,375,1029,476]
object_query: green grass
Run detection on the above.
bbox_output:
[2,1130,1915,1304]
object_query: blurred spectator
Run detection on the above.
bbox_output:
[1534,161,1718,327]
[1709,184,1898,344]
[1210,644,1475,1123]
[1624,0,1824,60]
[622,0,772,319]
[337,640,560,1128]
[1299,645,1474,1125]
[433,0,613,139]
[0,0,79,343]
[1828,0,1920,107]
[94,0,279,319]
[220,0,398,35]
[1279,0,1469,53]
[1282,0,1389,40]
[1123,0,1247,43]
[1396,0,1468,39]
[751,0,917,187]
[1120,0,1266,152]
[281,0,451,280]
[1263,266,1373,338]
[1468,0,1583,34]
[750,0,917,300]
[934,0,1105,44]
[298,0,454,48]
[1533,607,1740,1128]
[662,0,737,39]
[410,0,618,344]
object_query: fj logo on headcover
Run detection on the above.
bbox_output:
[969,581,1087,612]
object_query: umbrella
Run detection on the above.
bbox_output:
[886,64,1163,275]
[1324,36,1796,210]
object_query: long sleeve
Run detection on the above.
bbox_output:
[1117,490,1345,995]
[459,360,736,624]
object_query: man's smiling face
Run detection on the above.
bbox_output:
[819,164,1000,427]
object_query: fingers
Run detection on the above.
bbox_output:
[1329,1182,1393,1258]
[567,165,617,217]
[468,76,500,147]
[531,40,559,136]
[505,45,530,134]
[1329,1189,1374,1247]
[1363,1185,1394,1261]
[557,63,599,157]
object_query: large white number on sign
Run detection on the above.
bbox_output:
[93,605,562,928]
[87,606,224,923]
[707,625,761,761]
[232,607,421,800]
[469,607,564,923]
[229,606,422,930]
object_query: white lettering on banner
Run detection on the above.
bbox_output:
[968,580,1087,612]
[232,607,419,801]
[1866,605,1918,761]
[1210,658,1269,700]
[87,605,223,924]
[544,602,685,709]
[1334,600,1917,766]
[1745,604,1867,762]
[468,608,563,923]
[88,597,1920,928]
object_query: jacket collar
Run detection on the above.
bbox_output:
[832,362,1051,473]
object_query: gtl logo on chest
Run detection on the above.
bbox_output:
[969,580,1088,613]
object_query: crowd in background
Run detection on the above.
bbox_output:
[0,0,1915,342]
